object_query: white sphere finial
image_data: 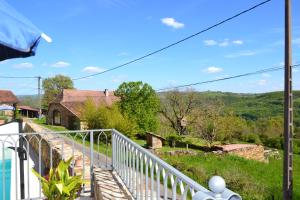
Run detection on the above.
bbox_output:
[208,176,226,197]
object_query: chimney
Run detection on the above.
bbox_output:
[104,89,109,97]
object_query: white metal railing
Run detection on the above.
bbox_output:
[0,122,241,200]
[0,124,112,200]
[112,129,241,200]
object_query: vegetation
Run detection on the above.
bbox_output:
[161,151,300,200]
[17,95,39,108]
[81,100,137,137]
[33,117,68,132]
[115,81,160,135]
[159,90,300,150]
[42,75,74,109]
[160,90,197,135]
[32,157,84,200]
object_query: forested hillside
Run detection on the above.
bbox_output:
[17,95,40,108]
[199,91,300,120]
[159,90,300,137]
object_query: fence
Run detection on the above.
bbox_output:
[0,123,241,200]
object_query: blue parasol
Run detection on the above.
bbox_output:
[0,0,51,61]
[0,105,14,110]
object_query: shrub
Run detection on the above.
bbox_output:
[261,137,283,149]
[82,100,137,138]
[222,169,273,200]
[293,140,300,154]
[32,157,84,200]
[166,134,182,147]
[241,133,261,145]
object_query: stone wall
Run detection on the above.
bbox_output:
[24,122,90,180]
[24,122,62,168]
[219,144,265,162]
[146,132,164,149]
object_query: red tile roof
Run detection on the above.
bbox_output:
[0,90,19,104]
[18,105,39,112]
[50,89,119,118]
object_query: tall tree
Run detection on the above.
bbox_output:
[115,81,160,134]
[160,90,197,135]
[42,75,74,109]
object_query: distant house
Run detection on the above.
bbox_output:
[0,90,19,121]
[47,89,118,130]
[19,105,39,118]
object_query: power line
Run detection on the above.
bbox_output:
[0,76,38,79]
[156,63,300,91]
[72,0,271,81]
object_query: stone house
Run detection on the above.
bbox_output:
[146,132,165,149]
[0,90,19,122]
[47,89,118,130]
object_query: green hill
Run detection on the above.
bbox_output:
[191,90,299,118]
[159,90,300,135]
[17,95,40,109]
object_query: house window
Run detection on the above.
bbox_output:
[53,110,61,125]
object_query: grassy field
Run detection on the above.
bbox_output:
[160,149,300,200]
[31,119,299,199]
[33,118,69,132]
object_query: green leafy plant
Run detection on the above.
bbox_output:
[166,134,182,147]
[32,157,84,200]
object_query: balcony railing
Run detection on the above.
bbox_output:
[0,124,241,200]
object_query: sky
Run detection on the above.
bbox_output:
[1,0,300,95]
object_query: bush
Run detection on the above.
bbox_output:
[222,169,275,200]
[32,157,84,200]
[261,137,283,149]
[82,100,137,138]
[241,133,261,145]
[166,134,182,147]
[293,139,300,154]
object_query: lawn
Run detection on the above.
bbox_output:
[31,119,299,199]
[160,150,300,200]
[33,118,69,132]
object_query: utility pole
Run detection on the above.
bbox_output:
[37,76,42,119]
[283,0,293,199]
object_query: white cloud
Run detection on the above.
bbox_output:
[118,52,129,56]
[233,40,243,45]
[203,66,223,73]
[51,61,71,68]
[161,17,184,29]
[225,50,257,58]
[0,60,9,65]
[82,66,105,73]
[293,38,300,46]
[203,40,217,46]
[203,39,243,47]
[13,62,33,69]
[219,39,229,47]
[262,73,271,78]
[258,79,267,86]
[111,75,128,83]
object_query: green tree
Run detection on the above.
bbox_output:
[42,75,74,109]
[81,100,137,137]
[115,81,160,134]
[160,90,197,135]
[194,104,221,147]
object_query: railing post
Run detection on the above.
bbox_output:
[192,176,241,200]
[90,131,94,197]
[112,129,115,169]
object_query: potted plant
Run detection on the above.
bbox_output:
[32,157,85,200]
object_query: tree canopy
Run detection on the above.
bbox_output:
[42,75,74,109]
[115,81,160,134]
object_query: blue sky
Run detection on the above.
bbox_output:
[1,0,300,95]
